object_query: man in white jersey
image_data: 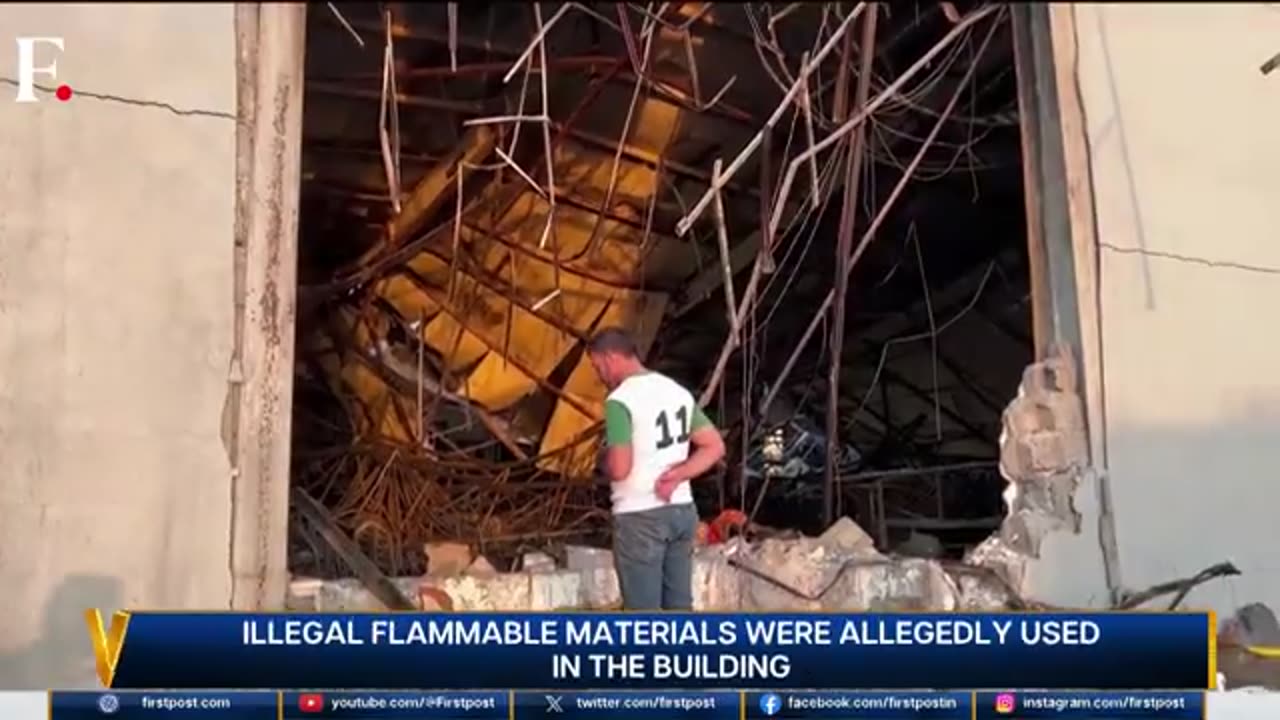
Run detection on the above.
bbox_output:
[588,327,726,610]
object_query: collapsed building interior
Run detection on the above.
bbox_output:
[287,0,1035,582]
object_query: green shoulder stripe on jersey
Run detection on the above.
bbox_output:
[603,399,633,446]
[691,405,714,431]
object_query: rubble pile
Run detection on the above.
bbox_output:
[288,516,1022,612]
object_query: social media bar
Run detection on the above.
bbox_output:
[745,691,972,719]
[50,691,1213,720]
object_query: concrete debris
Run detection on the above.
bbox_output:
[430,574,528,610]
[738,537,852,610]
[965,534,1026,587]
[521,552,558,573]
[565,545,621,607]
[1219,603,1280,691]
[437,571,585,611]
[695,542,746,608]
[730,526,968,612]
[843,559,961,612]
[424,541,474,577]
[958,538,1029,607]
[466,555,499,578]
[817,516,876,555]
[528,571,584,609]
[564,545,611,571]
[291,576,421,611]
[1227,603,1280,646]
[287,577,324,602]
[289,517,1019,612]
[579,565,622,609]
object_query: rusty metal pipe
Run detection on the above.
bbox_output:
[312,54,620,82]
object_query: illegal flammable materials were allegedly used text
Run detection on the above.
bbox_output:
[242,616,1102,647]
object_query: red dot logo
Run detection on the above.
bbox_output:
[55,84,72,101]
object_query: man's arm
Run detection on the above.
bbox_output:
[602,399,634,482]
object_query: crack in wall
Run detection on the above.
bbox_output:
[1099,242,1280,277]
[0,77,236,120]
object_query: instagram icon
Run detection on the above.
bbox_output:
[994,693,1016,714]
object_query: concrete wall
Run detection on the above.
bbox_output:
[1062,3,1280,612]
[0,4,238,687]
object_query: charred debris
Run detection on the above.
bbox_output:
[288,1,1034,581]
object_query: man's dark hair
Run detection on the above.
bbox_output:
[588,327,639,357]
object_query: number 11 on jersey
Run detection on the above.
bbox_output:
[654,406,690,449]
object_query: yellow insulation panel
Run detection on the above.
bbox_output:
[377,273,439,322]
[420,313,490,372]
[341,362,415,442]
[446,197,642,411]
[481,189,643,284]
[630,100,684,154]
[436,264,577,410]
[375,268,491,373]
[332,88,683,469]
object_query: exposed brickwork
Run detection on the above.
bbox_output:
[1001,350,1087,478]
[994,345,1089,557]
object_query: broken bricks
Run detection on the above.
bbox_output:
[466,555,499,578]
[564,545,621,607]
[424,541,474,577]
[521,551,557,573]
[819,516,878,556]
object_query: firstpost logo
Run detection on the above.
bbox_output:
[14,36,72,102]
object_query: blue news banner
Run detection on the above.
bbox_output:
[49,691,1207,720]
[89,611,1212,689]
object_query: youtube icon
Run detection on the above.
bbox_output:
[298,694,324,713]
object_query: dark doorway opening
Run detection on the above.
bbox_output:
[286,2,1032,579]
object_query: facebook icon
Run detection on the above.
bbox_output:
[759,693,782,716]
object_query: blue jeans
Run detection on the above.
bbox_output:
[613,503,698,610]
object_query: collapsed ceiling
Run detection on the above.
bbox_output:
[289,1,1032,577]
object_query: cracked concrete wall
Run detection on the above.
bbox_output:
[0,4,238,687]
[1051,3,1280,612]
